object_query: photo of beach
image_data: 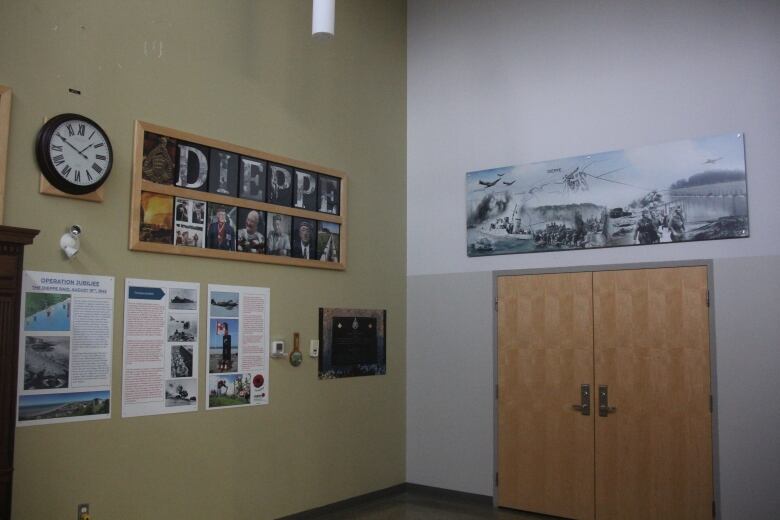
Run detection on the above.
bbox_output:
[18,391,110,422]
[24,293,71,332]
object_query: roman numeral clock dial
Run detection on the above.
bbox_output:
[35,113,113,195]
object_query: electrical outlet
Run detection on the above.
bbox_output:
[77,503,90,520]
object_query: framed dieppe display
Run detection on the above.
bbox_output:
[318,308,386,379]
[130,121,347,270]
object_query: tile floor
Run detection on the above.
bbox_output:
[293,487,560,519]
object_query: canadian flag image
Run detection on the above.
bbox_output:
[216,321,226,336]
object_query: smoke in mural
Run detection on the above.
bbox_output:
[466,133,748,256]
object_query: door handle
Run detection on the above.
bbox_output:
[598,384,617,417]
[571,384,590,416]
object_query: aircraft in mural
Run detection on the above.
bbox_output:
[502,179,516,186]
[478,178,501,188]
[704,157,722,165]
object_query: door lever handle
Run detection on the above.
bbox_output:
[598,384,617,417]
[572,384,590,416]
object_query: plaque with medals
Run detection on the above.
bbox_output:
[318,308,386,379]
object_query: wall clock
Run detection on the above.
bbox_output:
[35,113,113,195]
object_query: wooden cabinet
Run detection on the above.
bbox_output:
[0,226,38,520]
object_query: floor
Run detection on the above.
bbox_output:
[295,488,558,519]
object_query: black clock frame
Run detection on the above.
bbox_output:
[35,113,113,195]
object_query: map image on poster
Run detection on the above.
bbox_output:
[319,308,386,379]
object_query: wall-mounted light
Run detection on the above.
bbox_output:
[312,0,335,38]
[60,224,82,258]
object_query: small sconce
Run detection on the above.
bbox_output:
[60,225,82,258]
[312,0,335,38]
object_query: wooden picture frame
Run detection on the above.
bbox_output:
[130,121,347,270]
[0,85,12,224]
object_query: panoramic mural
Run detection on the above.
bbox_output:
[466,133,748,256]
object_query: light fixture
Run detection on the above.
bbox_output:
[312,0,335,38]
[60,224,82,258]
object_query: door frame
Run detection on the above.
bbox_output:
[492,259,721,517]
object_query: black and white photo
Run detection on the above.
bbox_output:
[466,133,749,256]
[239,156,266,201]
[266,212,292,256]
[175,141,209,191]
[170,345,194,378]
[174,197,206,248]
[169,288,197,311]
[24,336,70,390]
[167,313,198,342]
[293,169,318,210]
[165,378,197,407]
[267,163,293,206]
[209,148,239,197]
[318,175,340,215]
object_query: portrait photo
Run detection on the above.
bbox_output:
[266,212,292,256]
[292,217,317,260]
[206,203,237,251]
[236,208,266,254]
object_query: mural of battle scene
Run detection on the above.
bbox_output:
[466,133,748,256]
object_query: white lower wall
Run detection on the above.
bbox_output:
[406,256,780,518]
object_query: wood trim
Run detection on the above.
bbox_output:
[39,174,105,202]
[0,226,39,245]
[0,86,11,225]
[129,120,347,270]
[0,225,37,520]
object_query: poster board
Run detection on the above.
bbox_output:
[122,279,200,417]
[17,271,114,426]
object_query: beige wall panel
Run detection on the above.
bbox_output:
[0,1,407,518]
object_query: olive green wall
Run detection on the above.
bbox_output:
[0,0,406,518]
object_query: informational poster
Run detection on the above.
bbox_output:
[122,279,199,417]
[17,271,114,426]
[207,284,269,410]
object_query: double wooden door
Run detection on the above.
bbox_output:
[496,267,713,520]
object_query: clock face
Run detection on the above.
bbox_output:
[36,113,113,195]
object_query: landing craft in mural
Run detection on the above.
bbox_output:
[466,133,748,256]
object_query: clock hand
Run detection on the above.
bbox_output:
[56,133,88,160]
[78,143,94,154]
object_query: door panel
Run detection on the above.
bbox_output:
[593,267,713,520]
[497,272,595,520]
